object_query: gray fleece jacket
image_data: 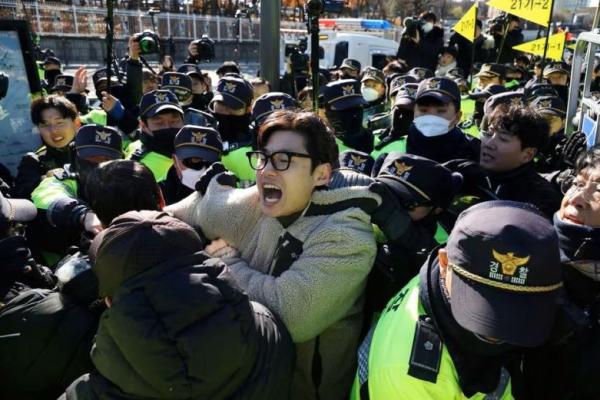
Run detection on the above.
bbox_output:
[167,179,380,400]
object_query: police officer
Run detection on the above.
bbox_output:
[162,72,194,109]
[407,77,479,163]
[339,58,362,80]
[353,200,563,400]
[206,75,254,187]
[371,83,419,160]
[473,63,506,91]
[320,79,373,154]
[361,67,388,129]
[251,92,298,136]
[178,63,213,111]
[542,62,570,104]
[387,74,417,109]
[125,89,184,181]
[41,56,62,92]
[463,84,506,137]
[365,153,462,311]
[30,125,122,263]
[159,125,223,205]
[13,95,79,199]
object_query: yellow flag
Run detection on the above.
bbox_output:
[513,31,565,61]
[486,0,552,27]
[453,4,478,42]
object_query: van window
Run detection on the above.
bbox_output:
[372,54,390,70]
[334,41,349,68]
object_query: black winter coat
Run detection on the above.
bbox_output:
[158,166,193,206]
[495,29,524,64]
[0,285,101,400]
[396,26,444,71]
[61,252,295,400]
[13,145,73,199]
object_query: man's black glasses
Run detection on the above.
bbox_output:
[246,151,312,171]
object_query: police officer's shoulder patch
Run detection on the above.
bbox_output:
[130,145,149,161]
[52,168,70,181]
[408,315,442,383]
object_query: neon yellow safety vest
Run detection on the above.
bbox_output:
[221,145,255,188]
[125,140,173,181]
[80,109,108,127]
[351,276,513,400]
[31,172,78,211]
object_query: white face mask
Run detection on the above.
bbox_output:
[423,22,434,33]
[413,115,452,137]
[181,167,206,190]
[361,87,380,102]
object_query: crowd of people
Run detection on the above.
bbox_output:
[1,10,600,400]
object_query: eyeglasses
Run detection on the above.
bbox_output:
[564,179,600,203]
[246,151,312,171]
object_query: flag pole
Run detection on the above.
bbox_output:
[469,3,478,89]
[541,0,556,63]
[496,20,510,63]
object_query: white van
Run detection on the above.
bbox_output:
[280,30,399,74]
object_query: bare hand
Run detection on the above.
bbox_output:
[188,40,198,56]
[204,238,229,256]
[128,35,141,60]
[68,66,88,94]
[83,211,102,235]
[100,91,117,112]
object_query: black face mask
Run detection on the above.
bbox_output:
[141,128,179,156]
[473,100,485,122]
[191,93,212,110]
[327,107,363,139]
[214,113,250,143]
[391,107,414,137]
[44,69,61,86]
[551,84,569,104]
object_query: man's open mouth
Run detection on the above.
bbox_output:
[262,183,283,204]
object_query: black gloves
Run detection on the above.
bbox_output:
[368,181,412,243]
[442,159,486,193]
[195,162,238,196]
[0,235,56,289]
[563,131,587,167]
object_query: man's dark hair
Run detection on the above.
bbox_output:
[594,63,600,75]
[31,95,78,125]
[85,160,162,226]
[488,104,549,150]
[575,146,600,174]
[383,60,408,76]
[419,11,437,23]
[475,19,482,29]
[257,110,339,170]
[514,55,530,66]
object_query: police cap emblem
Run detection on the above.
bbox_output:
[342,85,355,96]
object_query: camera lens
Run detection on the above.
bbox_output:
[139,37,156,53]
